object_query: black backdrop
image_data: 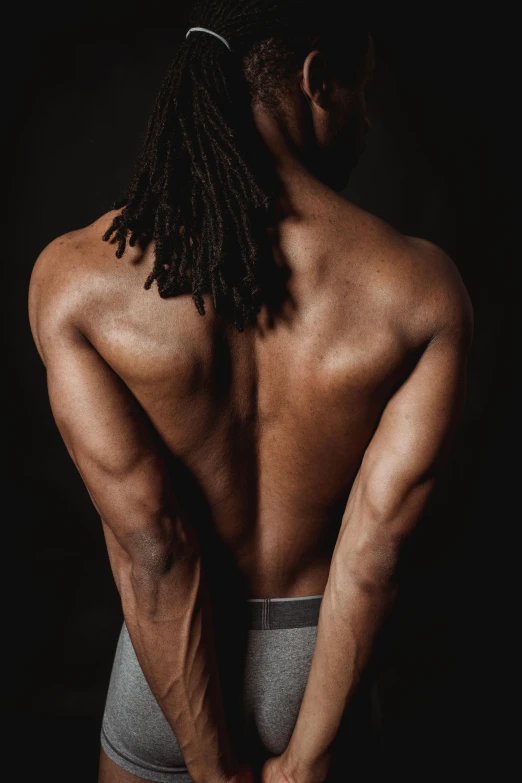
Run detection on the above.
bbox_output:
[5,6,512,781]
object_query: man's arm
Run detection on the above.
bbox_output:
[29,246,240,783]
[280,283,473,782]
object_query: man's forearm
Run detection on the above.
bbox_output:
[113,520,236,783]
[282,527,397,782]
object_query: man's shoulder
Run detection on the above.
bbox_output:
[339,205,473,347]
[28,210,122,361]
[399,236,474,346]
[31,208,121,280]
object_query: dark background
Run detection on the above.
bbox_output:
[5,6,512,781]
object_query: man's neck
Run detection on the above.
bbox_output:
[251,102,331,223]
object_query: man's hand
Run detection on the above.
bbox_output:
[227,764,255,783]
[261,753,329,783]
[261,757,293,783]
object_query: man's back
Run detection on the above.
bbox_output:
[28,11,472,780]
[30,185,465,600]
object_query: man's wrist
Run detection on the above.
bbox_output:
[187,749,239,783]
[280,743,331,783]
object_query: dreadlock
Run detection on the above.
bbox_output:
[102,0,370,332]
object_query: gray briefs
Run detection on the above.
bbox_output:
[101,594,379,782]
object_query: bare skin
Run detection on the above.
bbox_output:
[28,38,472,783]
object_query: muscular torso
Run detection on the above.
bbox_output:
[56,191,438,599]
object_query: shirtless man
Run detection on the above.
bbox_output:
[28,2,472,782]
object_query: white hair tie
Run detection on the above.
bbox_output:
[185,27,232,51]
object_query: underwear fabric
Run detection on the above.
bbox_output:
[100,594,380,782]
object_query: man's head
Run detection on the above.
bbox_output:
[243,15,373,191]
[296,36,374,190]
[103,0,372,330]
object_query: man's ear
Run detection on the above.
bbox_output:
[300,50,331,108]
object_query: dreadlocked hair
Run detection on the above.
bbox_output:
[103,0,370,332]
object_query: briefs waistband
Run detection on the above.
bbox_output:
[245,594,323,630]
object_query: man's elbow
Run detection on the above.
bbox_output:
[340,484,430,595]
[128,526,177,574]
[349,528,401,596]
[361,461,436,541]
[108,510,197,594]
[129,535,180,612]
[111,523,199,618]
